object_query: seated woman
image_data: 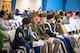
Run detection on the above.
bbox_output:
[0,29,9,53]
[0,10,13,32]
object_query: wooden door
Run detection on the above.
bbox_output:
[3,1,11,11]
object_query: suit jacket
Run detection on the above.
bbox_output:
[12,25,32,50]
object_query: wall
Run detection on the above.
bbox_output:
[16,0,42,13]
[46,0,80,12]
[65,0,80,12]
[0,0,11,10]
[3,0,11,1]
[46,0,63,11]
[0,0,3,10]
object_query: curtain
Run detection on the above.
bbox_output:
[12,0,16,11]
[62,0,66,11]
[42,0,47,11]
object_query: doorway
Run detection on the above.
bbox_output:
[3,1,11,11]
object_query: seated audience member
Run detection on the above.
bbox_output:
[79,13,80,18]
[35,11,40,22]
[30,16,53,53]
[36,15,64,53]
[0,29,9,53]
[15,9,21,15]
[62,13,70,24]
[8,12,14,19]
[0,10,13,32]
[22,10,28,18]
[40,11,47,17]
[28,8,31,14]
[56,10,59,14]
[30,14,67,53]
[59,10,64,19]
[54,14,76,48]
[45,14,75,53]
[11,18,40,53]
[69,11,73,17]
[74,11,80,19]
[5,10,10,15]
[28,13,36,19]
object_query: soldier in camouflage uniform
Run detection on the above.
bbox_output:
[36,14,62,53]
[12,18,40,53]
[54,14,76,53]
[30,13,67,53]
[30,16,49,53]
[54,14,76,48]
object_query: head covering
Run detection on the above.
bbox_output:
[28,13,36,19]
[39,13,47,17]
[54,14,60,21]
[22,18,31,24]
[47,14,53,19]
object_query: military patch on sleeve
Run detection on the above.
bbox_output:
[45,27,49,30]
[18,32,22,37]
[57,26,59,28]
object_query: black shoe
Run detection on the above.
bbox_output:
[0,51,2,53]
[72,51,76,53]
[2,50,7,53]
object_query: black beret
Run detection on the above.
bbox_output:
[28,13,36,18]
[22,18,31,24]
[47,14,53,19]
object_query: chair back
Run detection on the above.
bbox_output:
[8,30,16,42]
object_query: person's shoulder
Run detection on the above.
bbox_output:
[45,23,49,28]
[0,18,4,23]
[16,25,23,31]
[0,18,4,20]
[36,21,40,25]
[62,17,66,21]
[45,22,49,25]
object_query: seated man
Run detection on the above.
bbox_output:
[30,14,67,53]
[30,16,53,53]
[36,15,62,53]
[11,18,40,53]
[54,14,76,48]
[62,13,70,24]
[45,14,75,53]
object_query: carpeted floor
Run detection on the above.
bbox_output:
[74,40,80,53]
[3,40,80,53]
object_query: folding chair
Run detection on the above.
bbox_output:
[8,30,36,53]
[8,30,24,53]
[68,18,80,47]
[76,19,80,24]
[75,19,80,33]
[64,24,80,47]
[70,19,80,39]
